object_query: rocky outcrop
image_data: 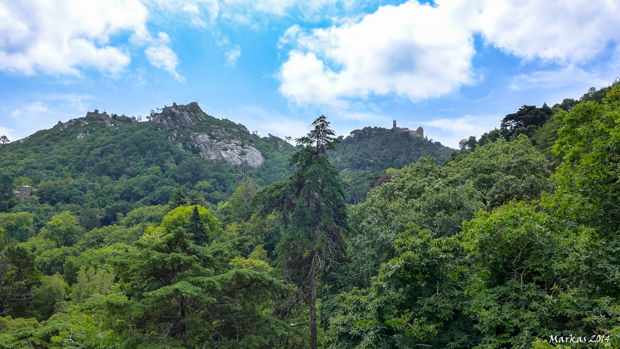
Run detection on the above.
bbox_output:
[191,133,264,167]
[150,102,265,167]
[151,102,204,127]
[52,102,267,168]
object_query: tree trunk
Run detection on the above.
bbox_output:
[309,252,317,349]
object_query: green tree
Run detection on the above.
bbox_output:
[40,211,84,247]
[0,171,15,203]
[254,115,348,349]
[71,266,114,305]
[168,187,188,210]
[553,83,620,236]
[187,205,210,246]
[500,103,554,139]
[111,225,289,347]
[0,212,34,243]
[160,205,222,242]
[27,273,69,320]
[79,208,101,232]
[0,246,42,317]
[177,157,208,185]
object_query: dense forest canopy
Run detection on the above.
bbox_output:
[1,80,620,348]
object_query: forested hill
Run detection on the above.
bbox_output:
[331,126,453,172]
[1,83,620,348]
[330,126,454,204]
[0,102,297,223]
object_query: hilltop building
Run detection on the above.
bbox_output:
[13,185,33,199]
[392,120,426,139]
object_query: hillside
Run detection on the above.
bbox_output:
[1,107,455,210]
[0,103,297,224]
[331,126,453,172]
[329,126,454,203]
[1,83,620,348]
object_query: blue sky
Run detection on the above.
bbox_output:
[1,0,619,148]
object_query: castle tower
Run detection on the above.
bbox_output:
[393,120,397,129]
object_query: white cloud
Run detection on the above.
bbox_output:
[145,32,184,81]
[477,0,620,64]
[278,0,620,106]
[278,24,302,48]
[278,0,478,105]
[423,114,503,149]
[0,0,149,75]
[225,46,241,67]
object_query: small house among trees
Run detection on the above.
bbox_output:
[13,185,33,199]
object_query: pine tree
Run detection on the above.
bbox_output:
[111,222,288,347]
[169,187,188,210]
[187,205,209,246]
[253,115,347,349]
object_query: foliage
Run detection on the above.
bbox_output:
[0,212,34,243]
[111,225,290,347]
[2,85,620,348]
[254,115,348,349]
[0,245,42,317]
[324,83,620,349]
[40,211,85,247]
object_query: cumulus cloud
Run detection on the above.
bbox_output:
[278,0,620,106]
[477,0,620,64]
[278,0,478,105]
[0,0,185,79]
[145,32,184,81]
[0,0,149,75]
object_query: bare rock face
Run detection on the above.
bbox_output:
[151,102,204,127]
[191,133,264,167]
[150,102,265,168]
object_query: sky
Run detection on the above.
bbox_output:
[1,0,619,148]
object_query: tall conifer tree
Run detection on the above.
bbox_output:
[253,115,347,349]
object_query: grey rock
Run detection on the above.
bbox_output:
[151,102,204,127]
[191,133,264,167]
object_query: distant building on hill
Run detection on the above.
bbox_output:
[392,120,426,139]
[13,185,33,199]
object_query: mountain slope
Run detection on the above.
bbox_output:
[328,126,454,204]
[0,103,297,223]
[331,126,454,172]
